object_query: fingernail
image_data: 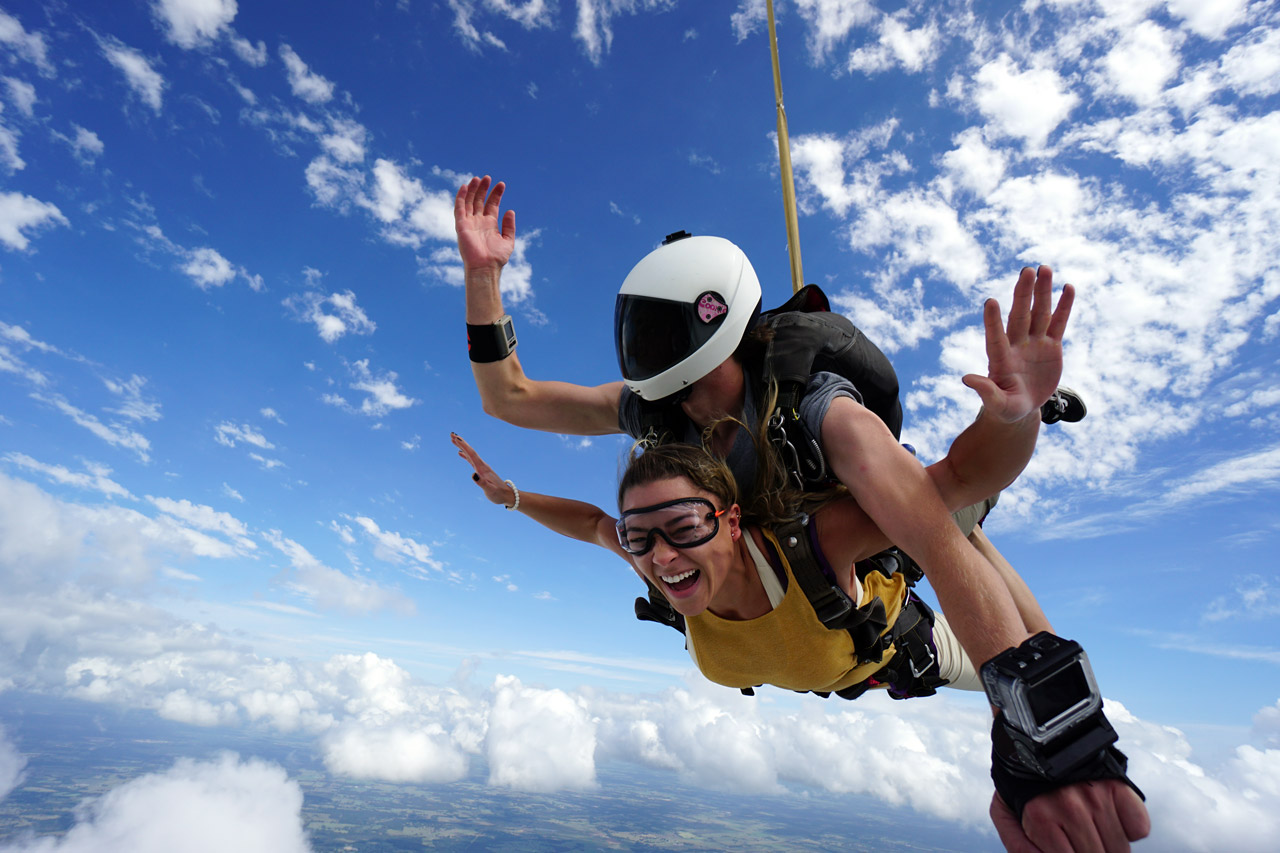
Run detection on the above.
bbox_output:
[472,473,479,482]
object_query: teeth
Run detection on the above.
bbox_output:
[661,569,697,584]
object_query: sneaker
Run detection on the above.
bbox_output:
[1041,387,1087,424]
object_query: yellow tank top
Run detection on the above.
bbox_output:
[686,527,908,693]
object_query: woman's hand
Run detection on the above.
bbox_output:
[451,432,516,507]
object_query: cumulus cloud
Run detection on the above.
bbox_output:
[971,54,1079,150]
[324,359,418,418]
[151,0,239,49]
[279,44,334,104]
[487,675,597,791]
[0,191,68,250]
[283,289,375,342]
[133,222,262,291]
[0,753,312,853]
[448,0,554,52]
[60,124,105,165]
[99,38,166,112]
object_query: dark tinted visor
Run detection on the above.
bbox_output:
[615,293,726,382]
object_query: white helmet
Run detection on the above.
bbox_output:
[614,232,762,401]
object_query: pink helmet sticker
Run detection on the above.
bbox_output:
[697,292,728,324]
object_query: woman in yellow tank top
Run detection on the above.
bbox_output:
[452,435,1041,697]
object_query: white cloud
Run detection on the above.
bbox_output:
[972,54,1078,149]
[147,496,256,553]
[214,422,273,450]
[104,374,161,423]
[0,724,26,803]
[222,483,244,502]
[0,124,22,172]
[3,77,35,115]
[182,246,236,289]
[0,191,68,250]
[487,675,597,791]
[3,453,134,500]
[1219,24,1280,98]
[230,36,267,66]
[1166,0,1250,41]
[66,124,105,165]
[320,118,366,164]
[151,0,238,49]
[100,38,166,112]
[279,44,334,104]
[322,723,469,782]
[847,12,937,74]
[349,515,442,574]
[0,753,312,853]
[346,359,418,417]
[574,0,676,65]
[33,393,152,462]
[0,9,51,73]
[265,530,415,615]
[283,289,375,343]
[1098,20,1182,107]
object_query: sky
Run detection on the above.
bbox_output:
[0,0,1277,850]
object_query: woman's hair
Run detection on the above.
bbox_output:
[617,442,738,511]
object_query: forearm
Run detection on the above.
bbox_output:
[968,526,1052,635]
[928,409,1040,509]
[510,487,618,552]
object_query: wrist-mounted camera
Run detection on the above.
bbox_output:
[981,632,1116,779]
[981,633,1143,818]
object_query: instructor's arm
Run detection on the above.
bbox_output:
[456,175,623,435]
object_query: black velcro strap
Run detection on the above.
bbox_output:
[466,321,515,363]
[634,580,685,635]
[990,715,1145,820]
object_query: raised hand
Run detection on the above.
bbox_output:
[963,266,1074,424]
[455,175,516,272]
[451,432,516,507]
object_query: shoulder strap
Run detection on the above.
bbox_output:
[770,517,890,665]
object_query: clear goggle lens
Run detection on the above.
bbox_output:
[615,498,725,556]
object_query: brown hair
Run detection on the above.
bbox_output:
[617,442,738,512]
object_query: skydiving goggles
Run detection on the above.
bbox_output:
[615,498,726,556]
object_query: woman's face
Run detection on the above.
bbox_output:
[619,475,739,618]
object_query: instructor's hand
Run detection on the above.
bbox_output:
[991,779,1150,853]
[455,175,515,272]
[964,265,1074,424]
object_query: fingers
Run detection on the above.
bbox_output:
[483,180,505,220]
[982,297,1010,366]
[501,208,516,241]
[1005,266,1036,344]
[1114,783,1150,842]
[1028,265,1054,339]
[990,794,1043,853]
[1046,282,1074,342]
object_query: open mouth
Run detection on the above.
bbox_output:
[660,568,701,594]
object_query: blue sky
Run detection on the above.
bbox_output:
[0,0,1278,850]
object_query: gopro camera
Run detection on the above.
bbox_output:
[982,632,1102,744]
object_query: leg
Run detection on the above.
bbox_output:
[967,525,1052,634]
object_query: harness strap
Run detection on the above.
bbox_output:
[774,516,891,665]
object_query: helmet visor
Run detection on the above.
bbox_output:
[615,498,725,556]
[615,292,728,384]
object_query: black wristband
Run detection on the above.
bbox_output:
[467,315,517,363]
[990,715,1145,819]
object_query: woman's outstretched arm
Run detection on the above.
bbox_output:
[451,433,630,561]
